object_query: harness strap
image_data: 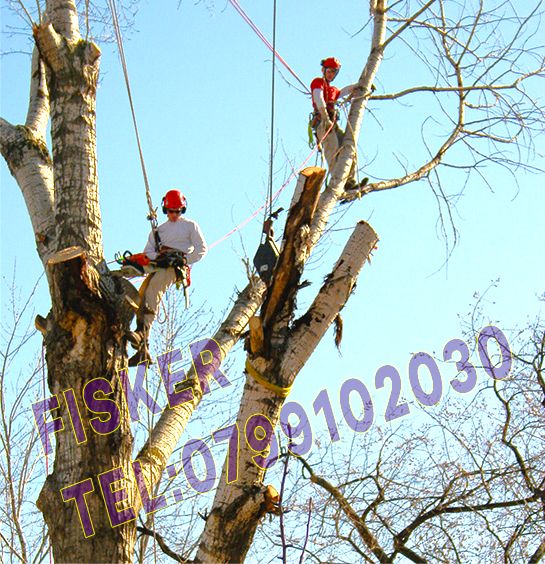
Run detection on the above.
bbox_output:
[245,359,292,398]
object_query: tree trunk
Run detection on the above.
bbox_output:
[21,2,136,561]
[196,169,379,562]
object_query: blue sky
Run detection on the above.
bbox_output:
[1,0,544,481]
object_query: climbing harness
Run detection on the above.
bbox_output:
[108,0,193,311]
[104,0,339,261]
[114,250,191,308]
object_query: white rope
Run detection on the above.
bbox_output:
[107,0,158,231]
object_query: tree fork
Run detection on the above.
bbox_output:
[196,210,378,562]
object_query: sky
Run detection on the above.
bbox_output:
[1,0,545,557]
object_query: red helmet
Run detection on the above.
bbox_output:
[162,189,187,214]
[321,57,341,70]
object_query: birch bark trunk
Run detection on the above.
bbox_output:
[1,1,137,561]
[195,2,387,560]
[0,1,386,561]
[196,219,379,563]
[34,1,137,560]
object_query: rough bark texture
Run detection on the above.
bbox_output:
[37,6,137,561]
[0,2,386,562]
[1,1,136,561]
[1,10,267,553]
[195,2,388,558]
[38,252,135,563]
[131,278,266,515]
[195,167,379,562]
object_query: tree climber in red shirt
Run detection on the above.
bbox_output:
[310,57,367,190]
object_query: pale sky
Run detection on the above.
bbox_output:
[1,3,544,551]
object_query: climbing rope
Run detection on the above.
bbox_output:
[208,114,336,250]
[267,0,278,220]
[208,143,320,249]
[108,0,160,249]
[105,0,336,255]
[228,0,310,95]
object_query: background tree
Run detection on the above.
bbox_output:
[0,276,50,563]
[262,300,545,563]
[0,0,543,562]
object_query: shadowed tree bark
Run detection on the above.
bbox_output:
[1,0,543,562]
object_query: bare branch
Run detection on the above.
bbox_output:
[136,525,186,563]
[383,0,437,49]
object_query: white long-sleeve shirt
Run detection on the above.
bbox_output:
[144,217,207,264]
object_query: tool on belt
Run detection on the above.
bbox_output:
[114,249,191,308]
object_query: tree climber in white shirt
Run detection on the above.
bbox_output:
[126,189,207,366]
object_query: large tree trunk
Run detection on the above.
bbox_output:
[0,1,137,561]
[0,2,267,550]
[196,215,379,562]
[38,256,136,562]
[195,3,387,559]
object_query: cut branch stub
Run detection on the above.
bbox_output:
[47,247,137,333]
[249,316,264,355]
[47,246,100,318]
[261,167,325,338]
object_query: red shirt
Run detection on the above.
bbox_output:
[310,77,341,112]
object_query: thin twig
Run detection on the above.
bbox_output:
[136,525,186,563]
[299,498,313,564]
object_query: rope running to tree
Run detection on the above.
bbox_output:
[105,0,336,254]
[267,0,277,220]
[108,0,156,224]
[228,0,310,95]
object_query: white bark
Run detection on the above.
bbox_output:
[196,219,378,562]
[191,4,389,545]
[45,0,80,40]
[196,378,282,563]
[281,221,378,378]
[132,279,266,513]
[311,0,388,246]
[0,119,55,264]
[1,39,55,264]
[33,12,103,265]
[26,49,50,136]
[2,3,138,561]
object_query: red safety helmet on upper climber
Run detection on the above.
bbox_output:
[162,189,187,214]
[321,57,341,70]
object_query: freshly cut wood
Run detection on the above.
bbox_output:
[261,167,325,332]
[47,245,86,265]
[249,316,264,354]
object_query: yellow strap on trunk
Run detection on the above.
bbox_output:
[245,359,292,398]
